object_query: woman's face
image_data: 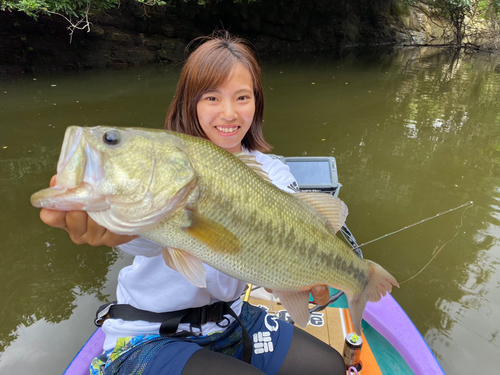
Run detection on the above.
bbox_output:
[196,63,255,153]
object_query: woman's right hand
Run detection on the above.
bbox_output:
[39,175,137,247]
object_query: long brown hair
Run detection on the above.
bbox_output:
[165,31,271,152]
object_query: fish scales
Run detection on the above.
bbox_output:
[31,126,398,333]
[167,133,367,292]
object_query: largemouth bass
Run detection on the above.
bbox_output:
[31,126,398,333]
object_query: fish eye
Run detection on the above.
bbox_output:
[103,130,121,146]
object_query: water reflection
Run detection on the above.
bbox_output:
[263,47,500,373]
[0,66,182,369]
[0,134,118,352]
[0,219,119,352]
[1,47,499,374]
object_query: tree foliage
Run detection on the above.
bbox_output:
[3,0,500,49]
[405,0,500,47]
[0,0,257,18]
[0,0,256,41]
[1,0,119,17]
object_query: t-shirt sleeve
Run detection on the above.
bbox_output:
[253,152,300,193]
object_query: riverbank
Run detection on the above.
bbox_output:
[0,0,449,75]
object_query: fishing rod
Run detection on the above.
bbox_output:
[351,201,474,251]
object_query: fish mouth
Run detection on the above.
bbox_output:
[31,126,109,211]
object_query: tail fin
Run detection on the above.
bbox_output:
[348,260,399,334]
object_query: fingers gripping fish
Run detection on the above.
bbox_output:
[31,126,399,334]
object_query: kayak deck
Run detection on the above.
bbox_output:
[245,285,443,375]
[248,296,385,374]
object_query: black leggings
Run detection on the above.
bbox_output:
[181,326,345,375]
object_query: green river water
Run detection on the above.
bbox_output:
[1,46,499,374]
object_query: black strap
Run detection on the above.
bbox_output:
[95,300,253,363]
[222,303,253,364]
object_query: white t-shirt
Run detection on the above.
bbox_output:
[102,150,298,351]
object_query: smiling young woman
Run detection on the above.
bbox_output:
[39,31,345,375]
[165,33,270,154]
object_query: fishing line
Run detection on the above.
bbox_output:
[398,201,473,284]
[352,201,473,250]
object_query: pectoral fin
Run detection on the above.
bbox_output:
[183,210,241,254]
[162,247,207,288]
[294,193,348,233]
[273,290,311,328]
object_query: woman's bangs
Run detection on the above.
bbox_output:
[197,49,237,93]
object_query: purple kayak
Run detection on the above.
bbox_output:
[63,294,444,375]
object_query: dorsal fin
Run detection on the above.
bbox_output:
[233,152,272,183]
[294,193,348,233]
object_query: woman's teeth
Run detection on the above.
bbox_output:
[216,126,238,133]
